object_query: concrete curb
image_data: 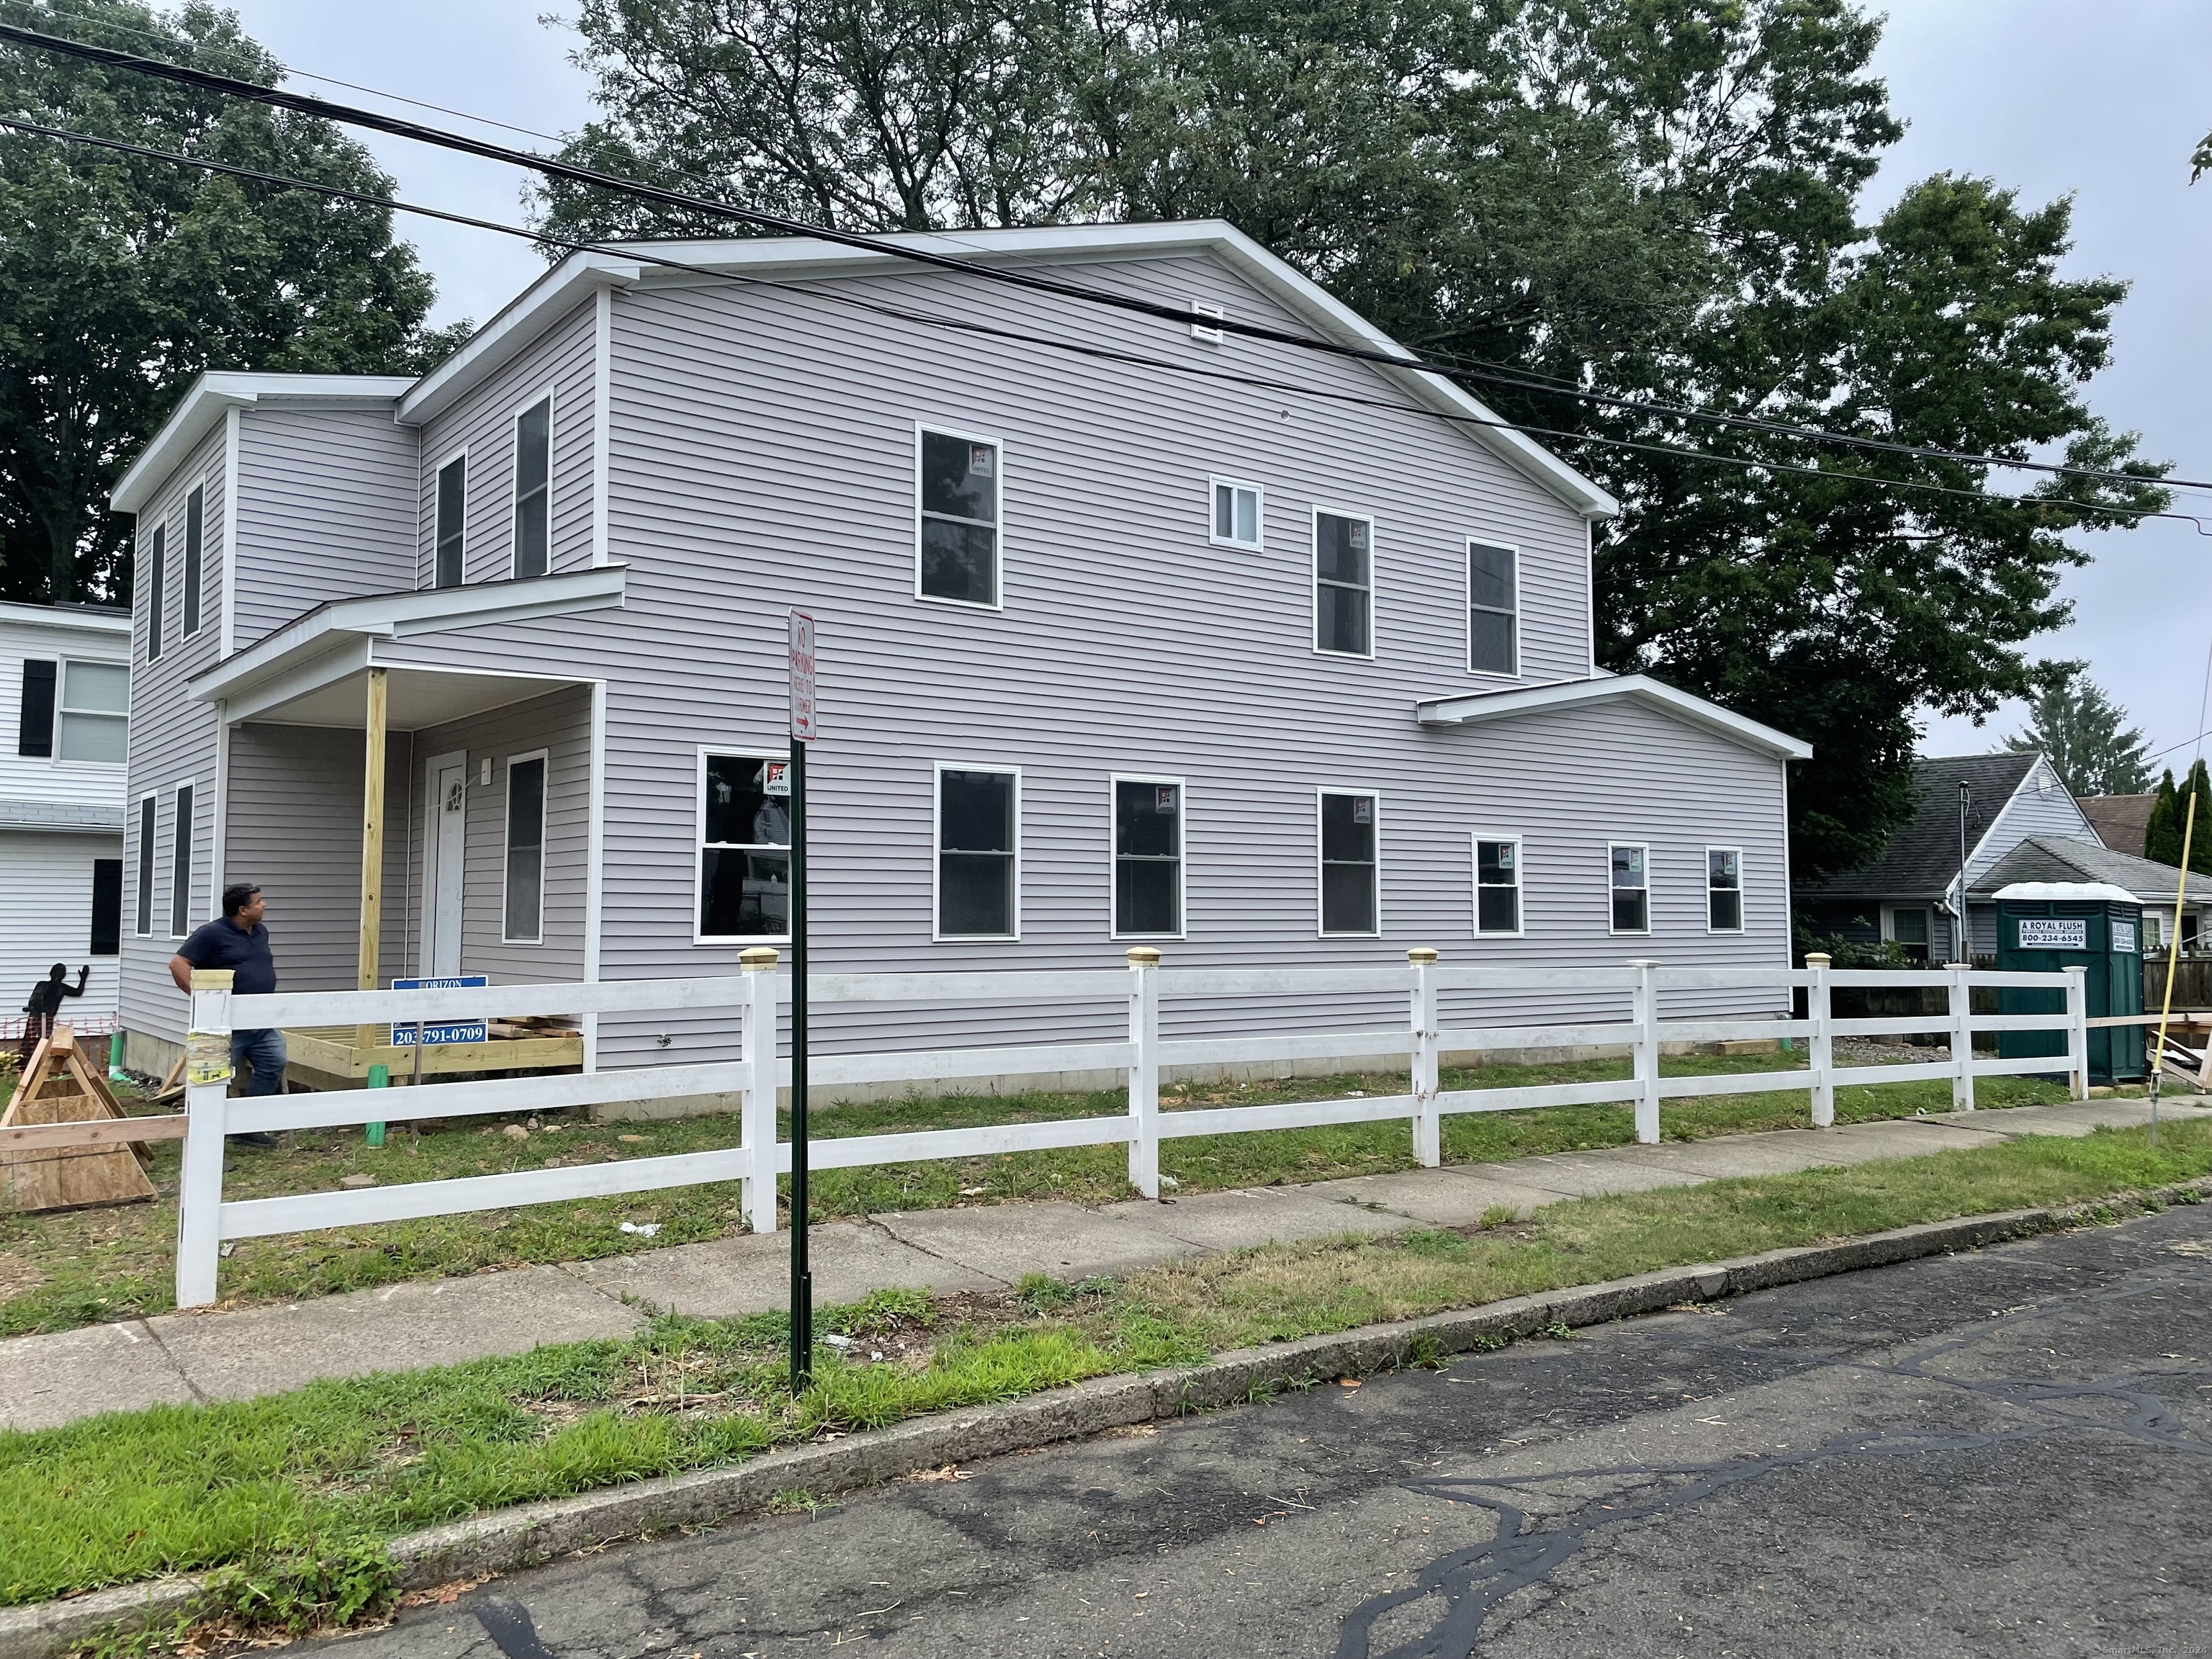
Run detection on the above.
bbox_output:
[9,1178,2206,1659]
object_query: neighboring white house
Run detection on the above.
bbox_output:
[0,601,131,1032]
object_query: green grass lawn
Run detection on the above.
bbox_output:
[1,1120,2203,1634]
[0,1048,2073,1339]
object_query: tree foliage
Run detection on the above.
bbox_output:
[0,0,467,606]
[2145,762,2212,874]
[2000,669,2150,797]
[540,0,2169,876]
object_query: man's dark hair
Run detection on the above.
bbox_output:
[222,884,262,918]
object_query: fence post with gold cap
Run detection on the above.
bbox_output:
[740,946,781,1233]
[1127,946,1161,1199]
[1408,948,1441,1166]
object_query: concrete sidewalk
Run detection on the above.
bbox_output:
[3,1097,2204,1433]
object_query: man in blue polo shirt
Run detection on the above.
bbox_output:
[170,883,284,1145]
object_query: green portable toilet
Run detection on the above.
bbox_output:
[1992,881,2146,1084]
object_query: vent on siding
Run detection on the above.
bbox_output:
[17,659,55,757]
[1191,301,1226,345]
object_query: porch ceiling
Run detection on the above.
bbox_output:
[245,663,583,730]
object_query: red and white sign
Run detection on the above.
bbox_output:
[788,610,817,742]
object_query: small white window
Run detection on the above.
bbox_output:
[1474,836,1521,935]
[1210,479,1263,549]
[1885,904,1931,964]
[502,751,548,943]
[169,782,194,938]
[512,398,552,579]
[1467,540,1517,675]
[1319,791,1380,935]
[1609,842,1649,935]
[435,454,467,588]
[1191,300,1226,344]
[697,752,792,941]
[1112,777,1184,938]
[917,428,1001,608]
[937,765,1018,938]
[1707,848,1743,933]
[1313,511,1374,657]
[57,661,128,765]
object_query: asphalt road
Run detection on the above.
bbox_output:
[331,1203,2212,1659]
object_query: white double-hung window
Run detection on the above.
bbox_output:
[1313,511,1373,656]
[937,765,1018,938]
[1467,540,1516,675]
[1113,778,1184,937]
[697,753,792,940]
[917,428,1001,607]
[512,398,552,578]
[1474,835,1522,935]
[435,454,467,588]
[502,752,548,943]
[1707,848,1744,932]
[1318,791,1380,935]
[1609,842,1650,935]
[57,661,128,764]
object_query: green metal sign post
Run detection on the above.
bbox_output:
[787,610,817,1394]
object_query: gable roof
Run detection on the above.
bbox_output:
[393,220,1619,520]
[1415,673,1810,759]
[1973,835,2208,909]
[2077,793,2154,856]
[112,373,416,515]
[1800,752,2041,899]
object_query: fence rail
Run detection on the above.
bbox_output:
[167,952,2092,1309]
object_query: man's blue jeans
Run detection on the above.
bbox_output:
[230,1028,287,1097]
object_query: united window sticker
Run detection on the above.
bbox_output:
[969,444,994,476]
[1156,785,1177,811]
[1352,799,1372,824]
[761,760,792,797]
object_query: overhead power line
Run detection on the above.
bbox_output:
[6,110,2206,541]
[0,17,2198,505]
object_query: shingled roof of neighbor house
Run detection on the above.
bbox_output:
[2076,793,2155,856]
[1972,835,2206,909]
[1799,753,2041,899]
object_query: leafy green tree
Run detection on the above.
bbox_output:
[2144,762,2212,873]
[0,0,468,606]
[2000,670,2151,796]
[538,0,2168,876]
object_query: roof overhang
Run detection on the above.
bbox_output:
[1991,881,2140,904]
[112,374,417,515]
[0,601,131,638]
[190,565,627,725]
[1416,673,1812,760]
[402,222,1619,520]
[0,799,125,835]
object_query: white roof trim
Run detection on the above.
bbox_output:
[1992,881,2139,904]
[189,565,629,713]
[1416,673,1812,760]
[0,601,131,635]
[399,222,1618,518]
[112,373,415,513]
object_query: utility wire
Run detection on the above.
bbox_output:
[5,110,2205,539]
[0,15,2197,504]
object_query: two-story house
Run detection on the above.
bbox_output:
[109,220,1809,1084]
[1,601,131,1031]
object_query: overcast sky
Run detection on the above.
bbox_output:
[213,1,2212,775]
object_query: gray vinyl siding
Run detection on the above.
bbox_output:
[230,407,417,648]
[415,300,596,588]
[119,426,228,1042]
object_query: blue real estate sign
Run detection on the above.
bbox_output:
[390,976,489,1046]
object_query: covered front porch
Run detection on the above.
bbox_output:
[190,573,617,1087]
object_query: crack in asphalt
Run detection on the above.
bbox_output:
[1335,1259,2212,1659]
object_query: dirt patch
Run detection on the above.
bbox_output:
[0,1251,45,1298]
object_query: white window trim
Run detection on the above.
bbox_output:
[500,747,551,945]
[145,519,167,662]
[430,444,469,590]
[1705,845,1746,935]
[1310,505,1377,660]
[1607,840,1651,938]
[50,656,129,769]
[932,760,1022,942]
[1207,477,1264,550]
[1465,537,1520,679]
[1881,902,1935,956]
[508,388,555,581]
[168,778,197,939]
[913,421,1006,613]
[181,485,205,640]
[1471,832,1525,939]
[1191,300,1227,344]
[1108,773,1189,942]
[693,745,795,948]
[1316,786,1383,938]
[133,791,157,938]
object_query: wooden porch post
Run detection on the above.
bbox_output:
[356,667,388,1051]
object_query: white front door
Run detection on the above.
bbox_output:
[426,757,468,976]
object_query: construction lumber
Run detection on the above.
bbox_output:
[0,1025,158,1211]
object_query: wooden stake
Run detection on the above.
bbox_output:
[357,665,388,1051]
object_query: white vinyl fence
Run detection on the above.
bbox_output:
[171,951,2092,1307]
